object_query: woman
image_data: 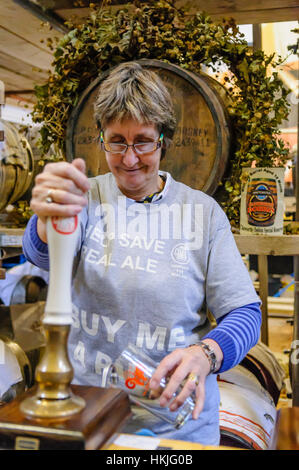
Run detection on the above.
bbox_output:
[23,62,261,446]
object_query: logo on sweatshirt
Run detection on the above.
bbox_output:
[171,244,190,265]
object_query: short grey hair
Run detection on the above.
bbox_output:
[94,61,176,159]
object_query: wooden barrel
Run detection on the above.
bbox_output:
[66,60,232,195]
[0,120,34,211]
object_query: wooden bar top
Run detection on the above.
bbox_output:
[103,433,240,451]
[270,407,299,450]
[0,385,132,450]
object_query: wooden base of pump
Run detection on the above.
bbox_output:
[0,385,131,450]
[0,324,131,450]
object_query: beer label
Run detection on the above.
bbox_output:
[240,168,285,236]
[246,178,277,227]
[51,215,78,235]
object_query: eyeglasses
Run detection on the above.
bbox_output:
[100,131,164,155]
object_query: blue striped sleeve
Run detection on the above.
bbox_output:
[202,302,262,373]
[22,214,49,271]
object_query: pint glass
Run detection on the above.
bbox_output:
[102,343,195,429]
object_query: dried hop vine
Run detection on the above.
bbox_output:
[32,0,291,227]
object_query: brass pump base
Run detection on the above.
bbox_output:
[20,392,85,419]
[20,324,85,419]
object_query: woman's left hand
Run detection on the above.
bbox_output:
[149,340,222,420]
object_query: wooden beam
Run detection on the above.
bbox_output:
[5,90,35,94]
[38,0,126,8]
[56,1,299,24]
[0,26,53,71]
[47,0,299,12]
[12,0,69,34]
[55,7,92,24]
[5,93,36,106]
[3,95,36,108]
[0,66,38,92]
[253,24,262,50]
[293,25,299,408]
[0,1,58,93]
[0,51,49,84]
[176,0,299,14]
[178,2,299,25]
[59,9,299,26]
[258,254,269,345]
[0,1,63,55]
[207,8,299,25]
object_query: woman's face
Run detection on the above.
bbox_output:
[102,119,163,200]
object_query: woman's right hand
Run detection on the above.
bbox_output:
[30,158,90,243]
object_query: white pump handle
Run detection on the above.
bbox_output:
[44,216,79,325]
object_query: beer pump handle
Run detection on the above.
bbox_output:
[44,216,79,325]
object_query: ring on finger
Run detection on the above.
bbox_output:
[187,372,199,386]
[45,189,55,204]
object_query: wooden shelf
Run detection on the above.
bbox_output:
[233,234,299,347]
[0,227,25,236]
[0,227,25,248]
[234,234,299,256]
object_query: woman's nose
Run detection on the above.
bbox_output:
[122,147,140,167]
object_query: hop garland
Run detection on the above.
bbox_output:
[32,0,290,227]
